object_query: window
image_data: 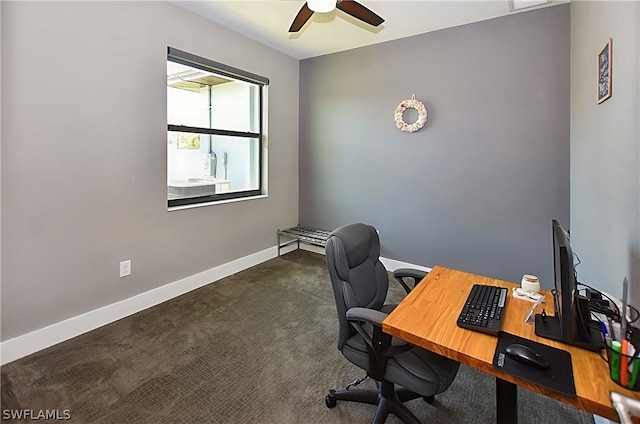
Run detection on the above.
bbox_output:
[167,47,269,207]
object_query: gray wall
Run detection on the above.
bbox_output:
[570,1,640,307]
[1,1,299,341]
[299,5,570,286]
[0,3,3,322]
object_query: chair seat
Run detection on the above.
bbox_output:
[343,321,459,396]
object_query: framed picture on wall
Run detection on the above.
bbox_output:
[597,38,612,104]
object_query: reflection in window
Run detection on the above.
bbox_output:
[167,47,268,207]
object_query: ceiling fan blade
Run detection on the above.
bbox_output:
[336,0,384,27]
[289,3,314,32]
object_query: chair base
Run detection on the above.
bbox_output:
[325,380,434,424]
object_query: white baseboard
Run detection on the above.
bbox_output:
[0,244,430,366]
[301,243,431,273]
[299,244,325,255]
[0,246,279,365]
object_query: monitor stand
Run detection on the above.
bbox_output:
[534,314,603,352]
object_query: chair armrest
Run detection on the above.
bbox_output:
[393,268,428,293]
[345,307,411,380]
[346,307,388,326]
[346,307,411,350]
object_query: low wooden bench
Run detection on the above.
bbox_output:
[277,226,331,256]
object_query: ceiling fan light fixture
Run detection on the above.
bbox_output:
[307,0,335,13]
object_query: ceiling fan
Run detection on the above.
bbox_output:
[289,0,385,33]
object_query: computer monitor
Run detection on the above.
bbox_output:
[534,219,603,351]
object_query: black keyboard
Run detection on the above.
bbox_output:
[456,284,508,336]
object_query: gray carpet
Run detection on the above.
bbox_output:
[1,250,595,423]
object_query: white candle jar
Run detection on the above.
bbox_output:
[521,274,541,293]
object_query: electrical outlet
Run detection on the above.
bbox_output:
[119,260,131,278]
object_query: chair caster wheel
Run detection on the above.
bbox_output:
[325,390,337,408]
[423,395,435,404]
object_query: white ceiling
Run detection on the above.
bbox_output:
[172,0,569,60]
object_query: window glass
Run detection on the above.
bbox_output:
[167,49,267,207]
[167,131,259,198]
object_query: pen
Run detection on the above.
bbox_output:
[620,279,629,386]
[621,339,629,386]
[608,317,617,341]
[628,344,639,389]
[600,321,608,340]
[622,278,628,339]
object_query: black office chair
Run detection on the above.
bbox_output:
[324,223,460,424]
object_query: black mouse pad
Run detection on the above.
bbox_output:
[493,331,576,397]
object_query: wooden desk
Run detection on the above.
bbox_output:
[382,266,639,423]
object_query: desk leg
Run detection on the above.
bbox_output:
[496,378,517,424]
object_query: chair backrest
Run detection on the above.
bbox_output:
[325,223,389,351]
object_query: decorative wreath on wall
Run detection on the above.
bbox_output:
[394,94,428,133]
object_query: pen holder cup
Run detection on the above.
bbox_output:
[605,342,640,391]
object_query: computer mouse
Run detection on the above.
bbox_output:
[505,343,550,369]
